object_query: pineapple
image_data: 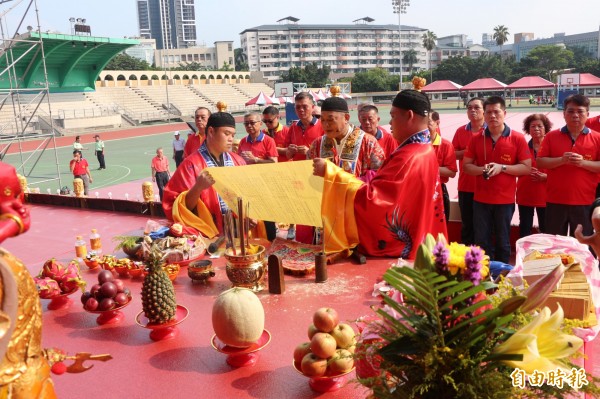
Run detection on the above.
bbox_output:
[141,244,177,324]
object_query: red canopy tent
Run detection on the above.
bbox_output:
[245,91,278,107]
[579,73,600,87]
[460,78,507,92]
[507,76,555,90]
[421,80,463,93]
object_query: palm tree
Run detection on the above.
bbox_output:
[493,25,510,58]
[422,30,437,83]
[402,48,418,76]
[234,48,248,71]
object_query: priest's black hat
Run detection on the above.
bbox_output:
[392,90,430,117]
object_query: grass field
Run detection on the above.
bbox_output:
[3,103,597,194]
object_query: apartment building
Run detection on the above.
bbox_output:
[429,34,490,68]
[154,41,234,70]
[136,0,197,49]
[240,18,428,82]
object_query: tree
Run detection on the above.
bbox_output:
[234,48,248,71]
[351,68,399,92]
[422,31,437,82]
[432,56,474,85]
[279,62,331,87]
[105,53,154,70]
[521,45,573,81]
[220,61,233,71]
[493,25,510,56]
[402,48,418,76]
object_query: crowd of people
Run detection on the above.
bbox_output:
[70,90,600,262]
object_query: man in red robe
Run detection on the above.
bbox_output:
[308,96,384,178]
[312,90,447,259]
[183,107,211,158]
[163,111,245,237]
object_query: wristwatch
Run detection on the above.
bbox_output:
[501,165,507,172]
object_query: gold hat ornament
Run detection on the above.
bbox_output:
[216,101,227,112]
[142,181,154,202]
[412,76,427,91]
[329,86,341,97]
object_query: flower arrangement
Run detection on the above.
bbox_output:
[356,234,600,399]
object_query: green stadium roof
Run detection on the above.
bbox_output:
[0,32,138,93]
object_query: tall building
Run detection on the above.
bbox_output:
[136,0,197,50]
[240,17,428,82]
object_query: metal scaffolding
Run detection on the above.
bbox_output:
[0,0,62,188]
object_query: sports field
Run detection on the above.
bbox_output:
[1,103,588,195]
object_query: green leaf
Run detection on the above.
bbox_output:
[438,280,472,299]
[440,284,487,310]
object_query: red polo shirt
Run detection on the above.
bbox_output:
[432,134,458,184]
[374,126,399,159]
[151,156,169,172]
[262,123,290,162]
[183,133,204,158]
[237,132,278,160]
[586,115,600,132]
[284,117,323,161]
[464,125,530,204]
[452,122,486,193]
[516,141,547,207]
[538,126,600,205]
[70,158,89,176]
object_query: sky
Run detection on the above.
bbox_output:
[3,0,599,48]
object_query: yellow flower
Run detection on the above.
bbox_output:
[492,305,583,373]
[447,242,467,275]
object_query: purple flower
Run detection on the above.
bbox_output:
[464,246,484,285]
[433,241,449,274]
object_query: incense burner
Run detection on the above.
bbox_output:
[224,245,266,292]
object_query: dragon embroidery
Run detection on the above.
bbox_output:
[384,207,412,259]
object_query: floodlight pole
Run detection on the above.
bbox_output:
[392,0,410,89]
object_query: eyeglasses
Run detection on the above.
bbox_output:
[262,118,276,123]
[243,121,261,126]
[313,115,321,119]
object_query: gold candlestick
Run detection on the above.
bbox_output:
[142,182,154,202]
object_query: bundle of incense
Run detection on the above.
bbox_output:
[237,197,245,256]
[224,210,236,255]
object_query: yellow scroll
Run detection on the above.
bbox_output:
[208,160,323,227]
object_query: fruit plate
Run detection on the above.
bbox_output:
[135,304,189,341]
[42,288,79,311]
[210,329,271,367]
[293,360,355,393]
[84,298,131,325]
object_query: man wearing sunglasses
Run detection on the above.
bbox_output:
[261,106,290,163]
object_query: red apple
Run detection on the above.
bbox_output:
[310,332,337,359]
[307,324,319,339]
[328,349,354,374]
[313,307,339,333]
[330,323,356,350]
[293,342,312,364]
[300,353,327,377]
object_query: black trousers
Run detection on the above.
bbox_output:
[96,151,106,169]
[458,191,475,245]
[174,150,184,167]
[155,171,170,201]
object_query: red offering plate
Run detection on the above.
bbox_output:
[85,299,131,325]
[135,304,189,341]
[293,360,355,393]
[43,288,79,311]
[211,329,271,367]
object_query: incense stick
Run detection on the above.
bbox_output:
[238,197,245,256]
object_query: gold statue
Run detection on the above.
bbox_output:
[216,101,227,112]
[412,76,427,91]
[142,181,154,202]
[73,178,84,198]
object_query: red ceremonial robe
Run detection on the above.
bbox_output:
[162,150,245,236]
[322,138,447,259]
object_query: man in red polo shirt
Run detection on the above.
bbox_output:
[184,107,211,158]
[285,92,324,161]
[151,147,171,201]
[586,113,600,132]
[463,96,531,263]
[70,150,93,196]
[429,111,457,222]
[537,94,600,237]
[237,112,278,240]
[284,91,324,240]
[358,104,398,158]
[452,97,486,245]
[261,106,289,162]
